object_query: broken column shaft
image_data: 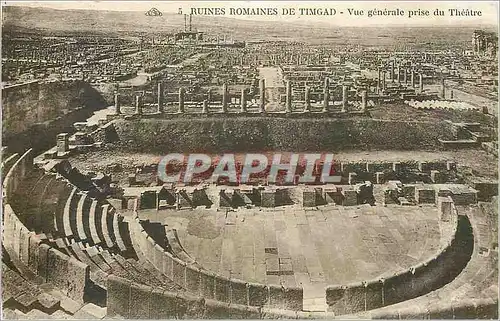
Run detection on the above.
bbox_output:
[361,90,367,111]
[285,80,292,113]
[240,88,247,113]
[157,83,163,113]
[323,77,330,112]
[441,78,445,99]
[342,85,348,112]
[222,83,228,113]
[114,92,121,114]
[56,133,69,153]
[135,95,142,115]
[178,87,185,113]
[259,78,266,113]
[304,86,311,112]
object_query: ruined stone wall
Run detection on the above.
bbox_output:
[112,118,455,153]
[1,149,89,303]
[325,209,474,315]
[2,80,108,153]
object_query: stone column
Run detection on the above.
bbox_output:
[396,67,401,84]
[157,83,163,113]
[382,70,387,91]
[419,74,424,92]
[361,90,367,111]
[411,70,415,87]
[403,68,408,84]
[202,100,208,113]
[178,87,185,113]
[390,61,395,82]
[56,133,69,153]
[342,85,348,112]
[135,95,142,115]
[304,86,311,112]
[240,88,247,113]
[207,89,212,103]
[440,78,445,99]
[323,77,329,112]
[259,78,266,113]
[377,68,382,93]
[114,92,121,114]
[222,83,228,113]
[285,80,292,113]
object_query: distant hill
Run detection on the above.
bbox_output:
[2,6,496,46]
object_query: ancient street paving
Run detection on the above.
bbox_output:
[148,204,442,311]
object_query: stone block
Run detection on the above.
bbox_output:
[475,298,498,319]
[162,252,174,279]
[364,279,383,310]
[18,227,30,265]
[261,191,276,208]
[302,190,316,207]
[145,236,156,259]
[66,257,89,303]
[342,189,357,206]
[284,287,303,311]
[398,304,427,319]
[200,271,215,300]
[427,301,454,319]
[152,244,164,271]
[180,292,206,319]
[185,265,201,295]
[230,278,248,305]
[348,172,358,185]
[140,190,157,209]
[150,289,177,319]
[326,285,346,315]
[402,185,416,198]
[229,303,262,319]
[172,257,186,288]
[203,299,231,319]
[416,187,436,204]
[268,284,285,309]
[429,170,438,183]
[215,275,231,303]
[410,263,432,297]
[47,248,69,291]
[383,270,413,306]
[261,307,297,319]
[129,283,152,319]
[27,233,41,273]
[452,299,477,319]
[344,282,366,314]
[107,275,131,318]
[248,282,268,307]
[438,196,453,222]
[37,243,51,281]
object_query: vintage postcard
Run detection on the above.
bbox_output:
[1,1,498,319]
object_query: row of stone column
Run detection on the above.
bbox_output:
[377,67,424,92]
[286,79,365,113]
[115,84,256,115]
[115,79,367,115]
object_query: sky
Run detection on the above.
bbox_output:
[3,1,499,27]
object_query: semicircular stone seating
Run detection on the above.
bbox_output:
[6,157,186,293]
[2,148,498,319]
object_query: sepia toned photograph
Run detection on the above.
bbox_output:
[0,1,498,319]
